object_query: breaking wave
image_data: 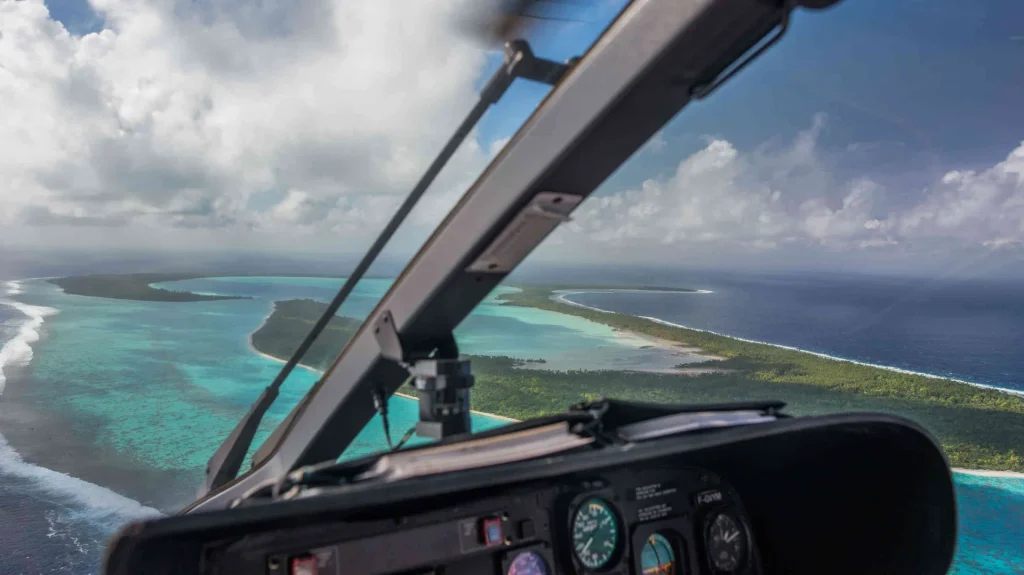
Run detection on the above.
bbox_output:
[0,280,161,533]
[0,433,162,532]
[0,281,58,394]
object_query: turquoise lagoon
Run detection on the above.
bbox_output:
[0,276,1021,574]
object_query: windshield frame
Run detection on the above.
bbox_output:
[185,0,808,513]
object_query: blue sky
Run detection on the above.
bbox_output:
[475,0,1024,201]
[44,0,104,34]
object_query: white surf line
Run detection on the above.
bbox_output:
[0,433,162,527]
[0,280,59,395]
[552,289,711,314]
[0,279,161,530]
[640,316,1024,398]
[553,290,1024,398]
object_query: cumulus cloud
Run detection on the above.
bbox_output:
[566,115,854,251]
[560,114,1024,261]
[898,143,1024,242]
[3,1,1022,270]
[0,0,494,248]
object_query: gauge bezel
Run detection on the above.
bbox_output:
[634,528,686,575]
[502,545,555,575]
[568,495,625,572]
[701,507,751,574]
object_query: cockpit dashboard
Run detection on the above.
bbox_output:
[104,412,957,575]
[254,465,754,575]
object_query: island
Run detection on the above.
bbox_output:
[250,292,1024,473]
[250,299,363,371]
[48,273,248,302]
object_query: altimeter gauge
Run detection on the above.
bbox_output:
[705,511,748,572]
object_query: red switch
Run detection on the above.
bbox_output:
[482,516,504,546]
[290,555,318,575]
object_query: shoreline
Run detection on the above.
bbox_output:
[0,280,60,395]
[246,326,519,423]
[554,290,1024,399]
[551,291,729,372]
[952,468,1024,479]
[612,328,728,366]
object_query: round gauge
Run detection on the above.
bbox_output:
[571,498,621,570]
[706,512,747,572]
[640,533,677,575]
[507,550,549,575]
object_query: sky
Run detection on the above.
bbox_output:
[1,0,1023,277]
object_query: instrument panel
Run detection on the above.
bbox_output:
[244,465,758,575]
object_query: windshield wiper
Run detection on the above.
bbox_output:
[203,41,575,494]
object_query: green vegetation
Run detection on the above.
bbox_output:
[250,299,363,371]
[49,273,247,302]
[250,289,1024,472]
[497,286,1024,472]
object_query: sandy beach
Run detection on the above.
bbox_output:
[612,327,731,375]
[552,289,730,375]
[953,468,1024,479]
[617,328,726,361]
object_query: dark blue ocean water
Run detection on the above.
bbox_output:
[560,272,1024,393]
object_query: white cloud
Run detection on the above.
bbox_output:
[644,131,667,154]
[3,1,1022,270]
[0,0,493,250]
[557,115,1024,262]
[899,142,1024,242]
[565,117,844,254]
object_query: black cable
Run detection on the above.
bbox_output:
[372,388,394,450]
[392,427,417,451]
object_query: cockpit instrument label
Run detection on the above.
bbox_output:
[695,489,723,506]
[632,482,685,523]
[634,483,678,501]
[637,502,672,522]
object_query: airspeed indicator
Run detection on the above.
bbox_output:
[571,498,620,570]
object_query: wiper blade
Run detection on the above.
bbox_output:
[202,41,574,495]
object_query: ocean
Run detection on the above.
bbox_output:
[555,271,1024,394]
[0,274,1021,573]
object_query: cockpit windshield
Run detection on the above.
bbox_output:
[1,0,1023,574]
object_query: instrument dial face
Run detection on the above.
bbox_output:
[571,498,620,570]
[706,512,747,572]
[507,550,549,575]
[641,533,677,575]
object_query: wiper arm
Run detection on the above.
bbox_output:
[203,41,575,495]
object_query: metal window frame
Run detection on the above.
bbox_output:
[186,0,814,513]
